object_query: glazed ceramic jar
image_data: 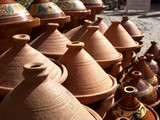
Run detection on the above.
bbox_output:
[30,23,71,60]
[0,34,68,99]
[79,25,123,77]
[0,0,40,54]
[0,62,102,120]
[104,86,159,120]
[104,21,139,68]
[58,41,118,106]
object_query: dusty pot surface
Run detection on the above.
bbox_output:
[58,41,118,104]
[79,25,122,69]
[30,23,71,60]
[0,34,68,98]
[0,62,101,120]
[104,86,159,120]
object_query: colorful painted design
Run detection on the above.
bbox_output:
[81,0,103,5]
[0,3,30,19]
[28,2,63,16]
[57,0,86,11]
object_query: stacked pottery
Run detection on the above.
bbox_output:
[30,23,71,60]
[104,86,159,120]
[56,0,91,29]
[0,34,68,100]
[79,25,123,77]
[0,62,102,120]
[0,0,40,54]
[104,21,139,69]
[91,16,108,34]
[28,0,70,40]
[65,19,92,41]
[80,0,108,21]
[58,41,118,115]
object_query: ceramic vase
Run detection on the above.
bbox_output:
[30,23,71,60]
[0,0,40,54]
[0,62,102,120]
[0,34,68,99]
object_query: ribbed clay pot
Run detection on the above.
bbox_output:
[124,56,159,87]
[104,86,159,120]
[0,62,102,120]
[58,41,118,106]
[65,19,92,41]
[79,25,123,77]
[30,23,71,60]
[56,0,91,29]
[116,71,158,106]
[104,21,139,68]
[28,0,70,40]
[0,0,40,54]
[0,34,68,99]
[80,0,108,21]
[91,16,108,34]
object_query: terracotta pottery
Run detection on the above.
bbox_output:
[115,117,130,120]
[104,86,160,120]
[116,71,158,105]
[0,62,102,120]
[91,16,108,34]
[30,23,71,60]
[126,56,159,87]
[0,0,40,54]
[58,41,118,105]
[79,25,123,77]
[104,21,139,68]
[0,34,68,99]
[65,19,92,41]
[56,0,91,29]
[80,0,108,21]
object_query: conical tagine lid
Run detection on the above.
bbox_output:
[0,34,68,98]
[79,25,122,68]
[30,23,71,60]
[104,21,139,52]
[0,62,101,120]
[58,41,118,104]
[0,0,40,27]
[65,19,92,41]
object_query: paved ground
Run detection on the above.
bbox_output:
[97,3,160,56]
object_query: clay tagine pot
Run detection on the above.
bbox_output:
[116,71,158,106]
[0,62,102,120]
[80,0,108,21]
[0,0,40,55]
[28,0,70,40]
[64,19,92,41]
[91,16,108,34]
[56,0,91,29]
[124,56,159,87]
[58,41,118,106]
[79,25,123,77]
[104,86,160,120]
[0,34,68,99]
[30,23,71,60]
[104,21,139,68]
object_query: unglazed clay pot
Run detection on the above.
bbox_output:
[0,0,40,54]
[30,23,71,60]
[0,62,102,120]
[104,21,139,68]
[79,25,123,77]
[65,19,92,41]
[58,41,118,105]
[56,0,91,29]
[104,86,159,120]
[92,16,108,34]
[0,34,68,98]
[116,71,158,105]
[80,0,108,21]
